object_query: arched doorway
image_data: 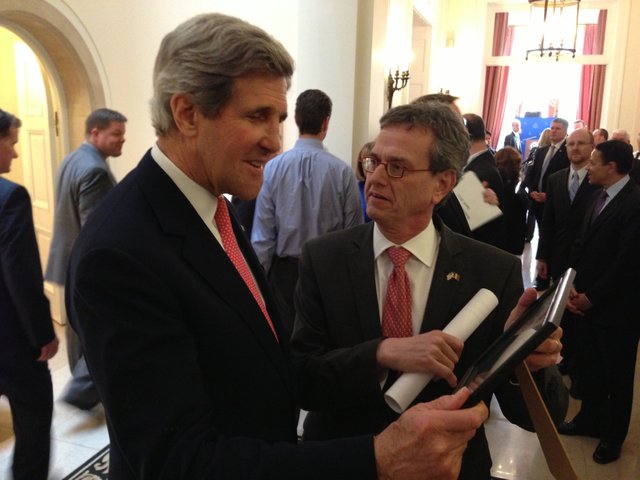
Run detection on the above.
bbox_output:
[0,0,106,322]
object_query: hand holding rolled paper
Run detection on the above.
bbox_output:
[384,288,499,413]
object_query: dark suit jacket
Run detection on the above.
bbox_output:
[570,179,640,318]
[66,152,375,480]
[630,156,640,185]
[568,178,640,442]
[45,142,116,284]
[434,193,472,237]
[503,132,521,153]
[521,141,569,223]
[536,169,599,281]
[291,219,567,480]
[501,178,528,255]
[464,150,507,250]
[0,178,54,364]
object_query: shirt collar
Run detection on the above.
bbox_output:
[467,148,489,165]
[570,165,588,182]
[151,143,219,235]
[604,175,630,200]
[373,221,439,268]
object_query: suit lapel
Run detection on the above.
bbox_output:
[584,181,634,240]
[420,222,464,333]
[345,223,382,339]
[136,154,290,383]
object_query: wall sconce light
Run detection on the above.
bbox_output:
[526,0,581,61]
[386,68,410,110]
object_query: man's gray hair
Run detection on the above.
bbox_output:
[151,13,294,136]
[379,102,470,179]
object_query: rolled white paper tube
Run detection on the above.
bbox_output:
[384,288,499,413]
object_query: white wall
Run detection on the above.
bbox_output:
[35,0,640,180]
[51,0,365,178]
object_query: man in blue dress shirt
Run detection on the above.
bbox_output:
[252,89,363,335]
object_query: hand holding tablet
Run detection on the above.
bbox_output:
[456,268,576,408]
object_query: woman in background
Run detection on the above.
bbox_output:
[496,146,528,255]
[354,141,374,222]
[521,128,551,242]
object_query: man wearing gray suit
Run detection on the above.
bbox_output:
[45,108,126,408]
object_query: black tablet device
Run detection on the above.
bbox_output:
[456,268,576,408]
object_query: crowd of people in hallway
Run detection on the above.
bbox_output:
[1,11,639,480]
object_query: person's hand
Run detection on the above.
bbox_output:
[374,388,488,480]
[536,260,548,280]
[566,287,591,315]
[530,191,546,203]
[481,182,499,206]
[38,336,59,362]
[482,187,499,206]
[524,325,563,371]
[503,288,562,371]
[376,331,464,387]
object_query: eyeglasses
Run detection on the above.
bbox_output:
[360,157,432,178]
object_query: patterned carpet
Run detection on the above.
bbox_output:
[59,445,506,479]
[62,445,109,480]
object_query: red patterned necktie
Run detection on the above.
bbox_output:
[382,247,413,338]
[214,197,278,340]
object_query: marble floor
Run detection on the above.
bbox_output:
[0,237,637,479]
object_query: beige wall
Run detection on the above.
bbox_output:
[619,0,640,139]
[0,28,23,184]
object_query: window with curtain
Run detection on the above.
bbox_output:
[484,8,608,153]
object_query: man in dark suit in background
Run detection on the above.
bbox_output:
[463,113,507,250]
[535,128,599,394]
[291,102,566,480]
[503,119,522,154]
[561,140,640,465]
[66,13,490,480]
[536,128,600,283]
[521,117,570,230]
[0,109,58,480]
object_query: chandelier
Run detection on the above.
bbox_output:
[526,0,581,61]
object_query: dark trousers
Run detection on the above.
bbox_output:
[576,313,639,444]
[0,360,53,480]
[268,256,299,339]
[66,323,82,372]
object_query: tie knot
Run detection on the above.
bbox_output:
[214,196,229,223]
[387,247,411,268]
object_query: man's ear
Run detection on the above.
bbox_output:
[88,128,100,143]
[433,169,458,205]
[170,93,198,137]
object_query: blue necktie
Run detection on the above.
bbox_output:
[569,171,579,203]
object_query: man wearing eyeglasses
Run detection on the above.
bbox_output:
[291,101,567,480]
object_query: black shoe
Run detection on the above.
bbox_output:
[61,394,100,411]
[557,420,599,438]
[593,441,621,464]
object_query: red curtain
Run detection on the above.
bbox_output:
[483,66,510,151]
[492,12,514,56]
[484,13,514,149]
[578,10,607,128]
